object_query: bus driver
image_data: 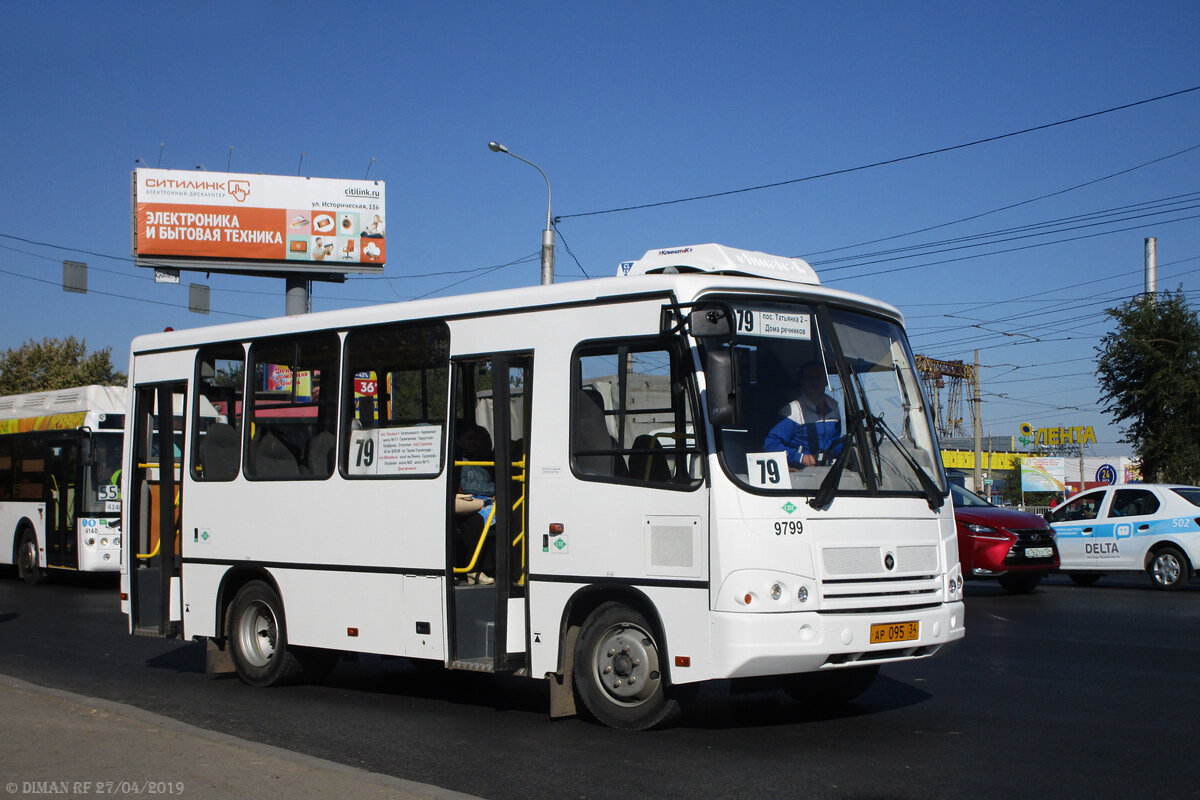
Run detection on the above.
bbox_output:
[764,360,842,468]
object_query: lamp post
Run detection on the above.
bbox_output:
[488,141,554,285]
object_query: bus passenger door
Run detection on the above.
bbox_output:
[128,382,187,638]
[449,353,531,674]
[45,437,81,569]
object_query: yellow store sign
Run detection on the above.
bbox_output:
[941,450,1023,470]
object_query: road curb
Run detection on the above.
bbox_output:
[0,672,478,800]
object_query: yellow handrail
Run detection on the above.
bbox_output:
[455,500,499,574]
[135,461,179,560]
[452,456,527,577]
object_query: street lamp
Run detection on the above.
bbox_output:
[488,141,554,285]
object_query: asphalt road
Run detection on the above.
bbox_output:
[1,569,1197,799]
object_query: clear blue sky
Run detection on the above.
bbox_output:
[2,1,1198,458]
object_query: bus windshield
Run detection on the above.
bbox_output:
[700,298,945,498]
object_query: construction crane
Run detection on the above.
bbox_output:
[914,355,978,439]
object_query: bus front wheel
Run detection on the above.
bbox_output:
[16,529,43,586]
[227,581,304,687]
[573,602,680,730]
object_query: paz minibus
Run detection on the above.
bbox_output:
[120,243,964,729]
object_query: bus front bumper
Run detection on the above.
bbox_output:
[707,601,965,680]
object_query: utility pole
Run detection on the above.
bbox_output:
[972,349,983,493]
[1079,444,1086,494]
[1145,237,1157,302]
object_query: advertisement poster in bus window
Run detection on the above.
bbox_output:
[354,371,380,423]
[262,366,313,400]
[133,169,385,274]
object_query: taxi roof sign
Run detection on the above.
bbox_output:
[616,243,819,285]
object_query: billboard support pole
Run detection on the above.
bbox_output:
[1020,456,1025,509]
[286,278,311,315]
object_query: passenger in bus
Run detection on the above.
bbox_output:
[458,425,495,496]
[764,361,842,468]
[454,424,495,585]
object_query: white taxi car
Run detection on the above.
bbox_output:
[1045,483,1200,590]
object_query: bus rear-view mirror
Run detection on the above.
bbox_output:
[689,307,732,338]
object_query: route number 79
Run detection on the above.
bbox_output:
[746,452,788,488]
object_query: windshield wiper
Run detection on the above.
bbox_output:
[867,412,945,510]
[809,409,864,510]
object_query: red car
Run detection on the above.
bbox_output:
[951,483,1059,593]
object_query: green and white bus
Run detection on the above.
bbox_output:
[1,385,125,583]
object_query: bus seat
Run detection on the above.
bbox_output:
[197,422,240,481]
[573,389,627,478]
[251,429,300,479]
[305,430,336,477]
[629,434,670,483]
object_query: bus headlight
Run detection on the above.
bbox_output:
[100,538,110,547]
[86,537,96,547]
[717,571,819,611]
[947,563,964,601]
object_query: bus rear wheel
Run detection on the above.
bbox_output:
[227,581,303,687]
[573,602,680,730]
[16,529,44,586]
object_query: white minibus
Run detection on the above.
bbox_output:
[120,243,964,728]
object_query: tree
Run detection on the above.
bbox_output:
[0,336,126,395]
[1095,290,1200,483]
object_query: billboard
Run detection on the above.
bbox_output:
[1021,456,1066,492]
[132,169,385,275]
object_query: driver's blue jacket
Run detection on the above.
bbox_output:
[764,395,842,467]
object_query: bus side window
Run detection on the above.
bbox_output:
[0,440,11,499]
[244,333,338,481]
[341,321,449,479]
[193,345,246,482]
[571,339,700,488]
[16,441,43,499]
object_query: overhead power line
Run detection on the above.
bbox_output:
[801,142,1200,259]
[814,192,1200,270]
[557,85,1200,220]
[824,209,1200,284]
